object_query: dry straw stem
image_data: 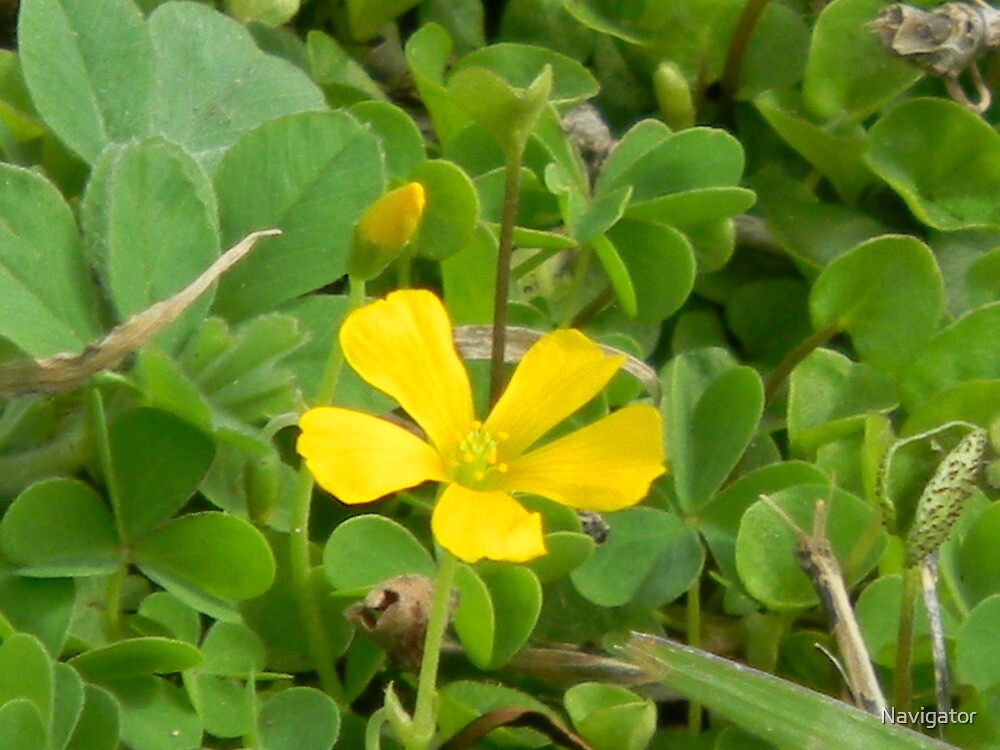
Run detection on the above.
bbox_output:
[758,494,888,715]
[920,554,953,722]
[870,1,1000,112]
[453,324,661,405]
[0,229,280,398]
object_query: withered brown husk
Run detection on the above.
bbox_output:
[345,574,456,672]
[870,2,999,77]
[561,102,616,187]
[870,1,1000,112]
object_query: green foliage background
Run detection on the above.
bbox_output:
[0,0,997,748]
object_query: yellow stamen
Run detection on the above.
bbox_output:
[451,423,508,489]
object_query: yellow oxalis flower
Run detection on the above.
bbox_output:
[297,289,666,563]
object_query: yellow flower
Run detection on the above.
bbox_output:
[348,182,427,281]
[297,289,665,563]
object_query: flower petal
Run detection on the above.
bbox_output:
[484,329,624,457]
[431,485,546,563]
[340,289,474,453]
[503,404,666,511]
[298,407,445,504]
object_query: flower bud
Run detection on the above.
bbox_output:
[347,182,426,281]
[653,61,695,130]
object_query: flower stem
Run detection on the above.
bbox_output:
[489,153,523,407]
[289,276,366,704]
[396,251,413,289]
[288,467,344,702]
[720,0,771,115]
[409,549,458,749]
[316,278,366,403]
[570,284,614,328]
[894,564,920,711]
[763,324,838,405]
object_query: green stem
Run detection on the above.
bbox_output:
[801,166,823,194]
[409,549,459,749]
[843,508,887,582]
[103,565,125,641]
[720,0,772,110]
[763,324,838,405]
[489,153,523,407]
[569,284,614,329]
[895,565,920,711]
[289,277,366,704]
[288,466,344,702]
[86,389,125,539]
[559,244,593,328]
[86,389,129,641]
[316,278,366,403]
[243,673,262,750]
[686,576,703,734]
[396,251,413,289]
[366,708,388,750]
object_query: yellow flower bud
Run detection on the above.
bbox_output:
[348,182,426,280]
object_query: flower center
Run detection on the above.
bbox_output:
[451,421,509,489]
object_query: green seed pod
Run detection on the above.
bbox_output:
[244,452,282,526]
[905,428,987,565]
[653,61,695,130]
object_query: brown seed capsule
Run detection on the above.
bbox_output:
[869,2,1000,112]
[344,574,456,672]
[869,3,991,77]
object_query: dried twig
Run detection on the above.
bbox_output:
[759,494,888,715]
[0,230,279,398]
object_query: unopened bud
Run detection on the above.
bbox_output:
[347,182,426,280]
[653,61,695,130]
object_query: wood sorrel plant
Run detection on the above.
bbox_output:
[297,191,663,747]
